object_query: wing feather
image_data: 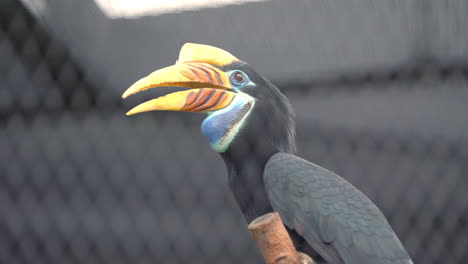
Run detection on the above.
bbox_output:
[264,153,412,264]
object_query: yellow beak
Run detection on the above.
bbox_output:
[122,62,236,116]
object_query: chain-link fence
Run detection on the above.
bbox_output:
[1,1,468,264]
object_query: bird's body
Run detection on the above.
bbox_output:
[123,43,413,264]
[265,153,412,264]
[222,149,325,261]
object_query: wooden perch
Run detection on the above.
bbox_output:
[248,212,315,264]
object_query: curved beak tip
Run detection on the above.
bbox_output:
[125,108,140,116]
[122,89,134,99]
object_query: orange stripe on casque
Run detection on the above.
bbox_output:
[198,64,223,86]
[180,65,200,81]
[180,63,226,86]
[187,64,212,83]
[193,90,224,111]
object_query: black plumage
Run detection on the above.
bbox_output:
[123,44,413,264]
[218,62,412,264]
[265,153,412,264]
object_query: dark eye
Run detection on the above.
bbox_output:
[232,71,245,84]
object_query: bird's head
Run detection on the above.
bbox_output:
[122,43,295,154]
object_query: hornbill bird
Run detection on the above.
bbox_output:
[122,43,413,264]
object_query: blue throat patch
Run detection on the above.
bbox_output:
[201,93,254,152]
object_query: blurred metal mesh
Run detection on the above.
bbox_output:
[1,1,468,264]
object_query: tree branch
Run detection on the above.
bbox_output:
[248,212,315,264]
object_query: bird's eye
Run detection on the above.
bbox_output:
[232,71,246,84]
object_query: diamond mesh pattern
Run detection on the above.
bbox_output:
[1,1,467,263]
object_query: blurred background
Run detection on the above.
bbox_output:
[1,0,467,263]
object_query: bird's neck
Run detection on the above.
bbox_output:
[220,142,277,223]
[220,109,296,222]
[219,89,296,222]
